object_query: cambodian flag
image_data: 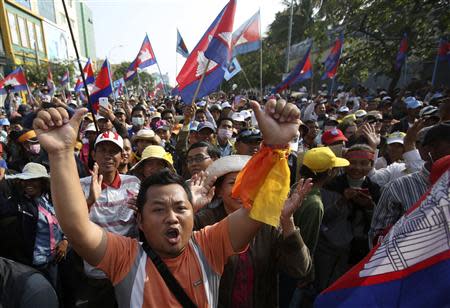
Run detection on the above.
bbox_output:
[61,70,70,87]
[176,29,189,58]
[125,34,157,81]
[89,59,113,113]
[438,38,450,62]
[177,0,236,104]
[322,33,344,80]
[47,66,55,95]
[395,33,408,70]
[113,77,125,99]
[315,168,450,308]
[232,10,261,57]
[74,59,95,92]
[273,41,313,93]
[0,67,28,94]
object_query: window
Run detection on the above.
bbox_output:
[38,0,56,23]
[13,0,31,10]
[27,20,36,50]
[35,24,44,52]
[17,17,29,48]
[7,12,20,45]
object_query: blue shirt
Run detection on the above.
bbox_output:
[32,195,64,266]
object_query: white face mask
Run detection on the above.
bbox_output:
[132,117,145,126]
[218,128,233,140]
[289,135,300,153]
[28,143,41,155]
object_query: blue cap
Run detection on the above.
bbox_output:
[197,121,215,132]
[405,97,422,109]
[189,121,200,131]
[0,118,10,126]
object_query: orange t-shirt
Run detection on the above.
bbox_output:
[97,217,237,307]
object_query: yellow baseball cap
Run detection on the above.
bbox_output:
[303,147,350,173]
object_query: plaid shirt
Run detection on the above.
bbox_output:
[369,166,430,245]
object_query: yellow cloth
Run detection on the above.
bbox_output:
[232,146,290,227]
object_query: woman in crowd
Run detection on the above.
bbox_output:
[128,145,175,180]
[194,155,313,308]
[1,162,67,291]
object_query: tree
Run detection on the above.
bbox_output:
[22,61,75,89]
[235,0,450,92]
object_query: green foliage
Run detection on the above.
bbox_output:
[234,0,449,92]
[22,61,75,87]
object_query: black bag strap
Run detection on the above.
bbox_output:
[141,242,197,308]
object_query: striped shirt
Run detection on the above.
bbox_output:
[80,173,140,278]
[369,166,430,245]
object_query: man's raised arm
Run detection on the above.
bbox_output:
[227,99,301,252]
[33,107,106,266]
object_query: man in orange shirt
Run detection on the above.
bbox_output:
[32,99,301,307]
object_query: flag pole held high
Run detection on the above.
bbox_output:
[177,0,237,105]
[61,0,98,131]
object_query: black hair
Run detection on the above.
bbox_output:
[187,141,221,159]
[299,164,329,182]
[131,104,146,115]
[422,122,450,147]
[136,169,192,213]
[217,117,233,127]
[10,116,23,125]
[161,109,174,118]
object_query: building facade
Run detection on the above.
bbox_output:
[0,0,96,76]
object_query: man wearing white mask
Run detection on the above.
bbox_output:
[216,117,234,157]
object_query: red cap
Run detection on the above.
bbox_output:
[321,128,348,145]
[430,155,450,185]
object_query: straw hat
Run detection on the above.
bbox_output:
[206,155,251,183]
[129,145,175,172]
[6,162,49,180]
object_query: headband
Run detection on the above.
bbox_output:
[344,150,375,161]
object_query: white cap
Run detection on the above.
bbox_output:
[338,106,350,113]
[221,101,232,109]
[231,112,245,122]
[386,131,406,145]
[239,110,252,119]
[94,131,124,150]
[85,123,97,132]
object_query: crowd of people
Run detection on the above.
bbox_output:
[0,80,449,307]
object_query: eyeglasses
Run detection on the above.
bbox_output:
[186,155,211,165]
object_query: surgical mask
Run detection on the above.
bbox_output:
[28,144,41,155]
[81,137,89,145]
[218,128,233,140]
[132,117,145,126]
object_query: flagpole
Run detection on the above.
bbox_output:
[61,0,98,132]
[191,59,211,105]
[259,8,263,102]
[155,62,167,96]
[241,66,253,89]
[403,55,407,86]
[106,58,116,103]
[431,40,440,87]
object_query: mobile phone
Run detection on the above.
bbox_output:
[99,97,109,109]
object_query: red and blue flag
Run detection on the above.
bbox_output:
[0,67,28,94]
[438,38,450,62]
[60,70,70,87]
[273,41,313,93]
[322,33,343,80]
[177,0,236,104]
[74,59,95,92]
[176,29,189,58]
[395,33,408,70]
[232,10,261,57]
[125,34,157,81]
[89,59,113,113]
[315,168,450,308]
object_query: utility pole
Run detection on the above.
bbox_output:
[285,0,295,73]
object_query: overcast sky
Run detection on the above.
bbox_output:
[85,0,286,85]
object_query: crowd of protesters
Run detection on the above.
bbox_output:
[0,80,449,308]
